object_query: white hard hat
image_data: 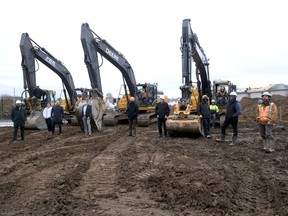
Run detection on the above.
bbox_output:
[211,99,215,103]
[159,95,165,99]
[16,100,21,104]
[261,91,271,97]
[230,91,237,96]
[202,95,208,99]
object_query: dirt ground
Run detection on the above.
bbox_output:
[1,96,288,216]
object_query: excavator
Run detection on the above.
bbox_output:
[80,23,167,127]
[20,33,104,131]
[212,80,236,126]
[166,19,211,136]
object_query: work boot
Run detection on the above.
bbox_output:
[216,134,225,142]
[267,139,275,153]
[230,136,237,145]
[262,139,268,152]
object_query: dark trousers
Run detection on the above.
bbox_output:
[221,117,238,137]
[157,117,167,136]
[128,119,137,135]
[52,122,62,135]
[13,125,25,141]
[45,118,53,133]
[202,118,211,137]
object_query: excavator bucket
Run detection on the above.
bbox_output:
[166,114,204,136]
[25,111,47,130]
[75,98,105,132]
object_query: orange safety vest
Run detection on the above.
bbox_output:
[258,103,273,124]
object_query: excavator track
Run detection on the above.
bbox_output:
[137,113,157,127]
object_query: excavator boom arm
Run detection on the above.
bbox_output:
[81,23,137,97]
[20,33,76,107]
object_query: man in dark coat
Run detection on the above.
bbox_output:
[197,95,211,139]
[51,100,64,136]
[127,96,139,136]
[82,99,92,136]
[155,96,170,138]
[11,100,27,142]
[217,91,242,145]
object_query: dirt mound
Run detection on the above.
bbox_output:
[240,95,288,124]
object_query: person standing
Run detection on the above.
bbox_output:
[51,100,64,136]
[217,91,242,145]
[155,96,170,138]
[43,102,53,135]
[127,96,139,136]
[11,100,27,143]
[82,99,92,136]
[209,99,219,128]
[197,95,212,139]
[256,92,278,153]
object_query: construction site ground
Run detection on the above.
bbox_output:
[0,96,288,216]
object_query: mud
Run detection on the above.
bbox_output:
[0,96,288,215]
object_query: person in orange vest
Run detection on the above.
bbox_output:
[256,92,278,153]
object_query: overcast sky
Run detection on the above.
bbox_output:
[1,0,287,99]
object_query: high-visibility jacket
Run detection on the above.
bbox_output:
[256,102,277,124]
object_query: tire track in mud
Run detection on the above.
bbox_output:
[0,125,127,215]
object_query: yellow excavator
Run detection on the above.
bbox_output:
[166,19,212,136]
[80,23,168,127]
[20,33,104,130]
[212,80,236,126]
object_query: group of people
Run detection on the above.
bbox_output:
[11,90,278,153]
[127,95,169,138]
[198,90,278,153]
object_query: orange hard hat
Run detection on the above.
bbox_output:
[129,96,135,102]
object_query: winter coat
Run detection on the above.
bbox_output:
[225,99,242,119]
[51,105,64,123]
[11,105,27,127]
[127,102,139,120]
[155,102,170,118]
[197,101,210,118]
[256,102,277,125]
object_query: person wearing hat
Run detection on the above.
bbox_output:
[82,99,92,136]
[256,91,278,153]
[127,96,139,136]
[210,99,219,129]
[155,95,170,138]
[10,100,27,143]
[197,95,212,139]
[217,91,242,145]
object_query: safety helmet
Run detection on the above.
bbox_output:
[202,95,208,100]
[261,91,271,97]
[211,99,215,103]
[129,96,135,102]
[220,86,225,91]
[159,95,165,100]
[229,91,237,96]
[16,100,21,104]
